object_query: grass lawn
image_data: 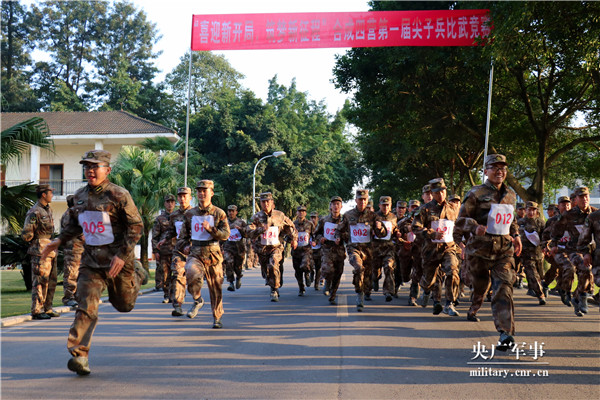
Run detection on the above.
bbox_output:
[1,267,157,318]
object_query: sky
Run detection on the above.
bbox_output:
[131,0,371,115]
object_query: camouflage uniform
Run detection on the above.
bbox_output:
[60,199,84,306]
[310,212,322,290]
[455,167,519,335]
[22,195,57,316]
[541,208,564,291]
[392,201,409,296]
[246,193,297,297]
[412,180,461,313]
[513,203,526,288]
[152,204,173,301]
[223,207,247,290]
[292,207,315,294]
[177,181,230,324]
[517,202,546,303]
[372,197,399,300]
[244,237,259,269]
[578,209,600,290]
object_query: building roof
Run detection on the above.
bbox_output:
[1,110,177,136]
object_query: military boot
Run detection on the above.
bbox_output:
[579,293,589,314]
[421,291,431,308]
[171,305,184,317]
[67,356,91,375]
[236,276,242,289]
[496,331,515,352]
[432,301,443,315]
[227,282,235,291]
[187,297,204,318]
[572,295,583,317]
[356,292,364,312]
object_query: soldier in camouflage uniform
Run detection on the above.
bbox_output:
[42,150,147,375]
[454,154,522,350]
[513,203,526,289]
[398,199,422,306]
[372,196,400,302]
[518,201,547,305]
[246,192,298,302]
[541,196,571,297]
[314,196,347,304]
[177,180,230,328]
[546,204,558,219]
[335,189,387,311]
[578,193,600,308]
[392,200,409,297]
[22,184,59,319]
[412,179,461,316]
[159,187,193,316]
[152,194,176,303]
[309,212,323,290]
[292,205,315,296]
[61,195,84,307]
[223,205,247,292]
[550,186,598,316]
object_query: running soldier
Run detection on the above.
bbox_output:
[41,150,148,375]
[309,212,323,290]
[541,196,571,297]
[518,201,547,305]
[292,206,315,296]
[372,196,399,302]
[314,196,347,305]
[412,178,461,316]
[246,192,297,302]
[550,186,598,316]
[335,189,387,311]
[455,154,522,350]
[393,201,409,297]
[177,180,230,328]
[22,184,59,319]
[514,203,526,289]
[61,195,84,307]
[152,194,176,303]
[398,199,422,306]
[223,205,247,292]
[578,195,600,308]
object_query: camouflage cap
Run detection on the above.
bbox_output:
[355,189,369,199]
[396,200,408,208]
[448,194,461,202]
[547,203,558,210]
[428,178,447,193]
[516,202,525,210]
[526,201,538,209]
[177,187,191,195]
[297,205,307,212]
[310,211,318,218]
[227,205,238,211]
[79,149,111,165]
[260,192,273,201]
[36,184,54,194]
[484,153,508,168]
[379,196,392,205]
[422,184,431,194]
[409,199,421,207]
[574,186,590,196]
[330,195,343,203]
[557,196,570,203]
[569,192,576,201]
[196,179,214,190]
[164,194,176,202]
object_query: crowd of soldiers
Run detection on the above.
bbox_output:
[23,150,598,376]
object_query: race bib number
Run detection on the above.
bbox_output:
[558,230,570,248]
[324,222,337,241]
[350,223,371,243]
[524,230,540,247]
[486,204,514,235]
[261,226,280,246]
[379,220,393,241]
[431,219,454,243]
[174,221,184,238]
[297,231,310,247]
[78,211,114,246]
[228,228,242,242]
[191,215,214,241]
[407,231,416,243]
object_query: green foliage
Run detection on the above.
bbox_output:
[0,184,36,235]
[1,117,53,165]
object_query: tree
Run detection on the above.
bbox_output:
[110,146,180,270]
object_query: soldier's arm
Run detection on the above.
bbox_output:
[334,214,348,242]
[313,218,325,243]
[175,213,192,253]
[209,210,230,241]
[282,215,298,242]
[117,192,143,261]
[151,217,161,253]
[577,216,594,255]
[244,214,265,239]
[371,213,387,238]
[411,209,431,239]
[21,210,37,242]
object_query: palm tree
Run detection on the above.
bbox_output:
[110,146,180,270]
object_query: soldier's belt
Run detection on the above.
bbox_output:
[192,240,220,247]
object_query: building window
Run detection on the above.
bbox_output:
[40,164,63,195]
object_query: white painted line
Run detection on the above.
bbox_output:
[337,294,349,318]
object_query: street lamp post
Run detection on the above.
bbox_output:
[252,151,286,213]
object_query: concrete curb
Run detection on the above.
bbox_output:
[1,288,157,328]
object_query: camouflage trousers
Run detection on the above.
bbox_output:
[68,262,143,358]
[420,248,460,303]
[467,254,516,335]
[292,247,312,291]
[312,249,322,289]
[554,252,592,298]
[372,244,396,297]
[257,246,284,290]
[170,255,187,307]
[320,245,346,301]
[244,241,259,269]
[62,249,82,305]
[155,251,172,299]
[185,246,224,320]
[30,255,58,314]
[593,251,600,288]
[542,254,562,287]
[223,248,244,283]
[409,247,424,300]
[523,257,544,298]
[347,244,373,294]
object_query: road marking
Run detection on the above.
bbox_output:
[337,295,348,318]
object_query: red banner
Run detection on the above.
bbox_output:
[191,10,491,51]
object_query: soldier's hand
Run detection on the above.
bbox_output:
[291,240,298,250]
[311,241,316,247]
[320,237,326,245]
[202,220,211,232]
[184,245,191,255]
[475,225,487,236]
[108,255,125,278]
[375,221,382,230]
[154,253,160,262]
[583,253,592,267]
[157,239,165,248]
[513,236,523,257]
[40,239,61,260]
[434,230,444,240]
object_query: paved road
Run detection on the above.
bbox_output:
[1,259,599,399]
